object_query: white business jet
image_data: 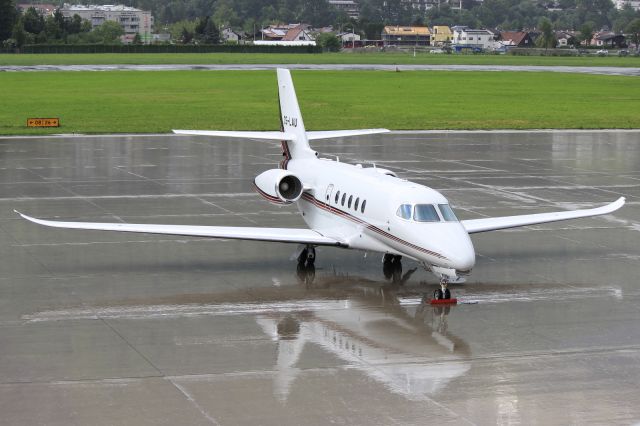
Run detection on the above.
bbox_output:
[16,68,625,300]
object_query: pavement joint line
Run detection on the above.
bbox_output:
[167,379,221,425]
[99,317,165,377]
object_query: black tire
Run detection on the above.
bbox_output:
[444,289,451,299]
[433,289,443,300]
[297,248,308,265]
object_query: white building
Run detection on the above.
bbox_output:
[614,0,640,10]
[337,31,361,43]
[60,4,153,43]
[451,26,495,50]
[328,0,359,19]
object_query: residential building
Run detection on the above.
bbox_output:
[328,0,359,19]
[17,3,56,16]
[60,4,153,43]
[614,0,640,10]
[222,28,243,43]
[499,31,534,47]
[337,31,361,43]
[451,26,494,50]
[591,31,626,48]
[255,24,316,46]
[382,26,431,46]
[431,26,452,45]
[555,31,576,47]
[282,25,315,42]
[259,24,313,41]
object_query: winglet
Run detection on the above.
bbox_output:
[596,196,625,215]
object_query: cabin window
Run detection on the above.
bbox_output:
[348,195,353,208]
[341,193,346,206]
[438,204,458,222]
[413,204,440,222]
[361,200,366,213]
[335,191,340,204]
[396,204,412,220]
[354,198,360,211]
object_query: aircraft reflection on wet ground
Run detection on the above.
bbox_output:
[259,272,469,402]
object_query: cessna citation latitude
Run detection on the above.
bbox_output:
[16,68,625,300]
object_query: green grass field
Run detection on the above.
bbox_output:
[1,52,640,66]
[1,70,638,135]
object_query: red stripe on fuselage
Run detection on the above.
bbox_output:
[254,182,287,205]
[300,193,447,260]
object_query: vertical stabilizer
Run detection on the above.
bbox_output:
[277,68,315,164]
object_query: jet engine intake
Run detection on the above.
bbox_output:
[254,169,304,204]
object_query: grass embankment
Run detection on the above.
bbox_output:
[1,70,638,135]
[1,52,640,67]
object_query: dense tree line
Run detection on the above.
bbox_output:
[141,0,640,39]
[2,0,640,47]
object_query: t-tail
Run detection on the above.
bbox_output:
[276,68,316,166]
[172,68,390,166]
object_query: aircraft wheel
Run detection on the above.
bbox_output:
[433,289,443,300]
[307,246,316,265]
[443,289,451,299]
[297,248,308,265]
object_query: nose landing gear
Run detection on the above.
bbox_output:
[431,278,457,304]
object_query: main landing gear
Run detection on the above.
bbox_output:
[382,254,403,283]
[296,245,316,284]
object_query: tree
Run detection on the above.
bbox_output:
[195,16,219,44]
[213,0,240,28]
[11,20,26,47]
[536,17,557,49]
[626,18,640,47]
[0,0,17,41]
[316,32,341,51]
[132,32,142,44]
[23,7,44,34]
[93,20,124,43]
[579,22,594,46]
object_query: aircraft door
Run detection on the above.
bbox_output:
[325,184,334,203]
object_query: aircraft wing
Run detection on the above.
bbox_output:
[15,211,346,247]
[461,197,625,234]
[172,130,297,141]
[306,129,390,140]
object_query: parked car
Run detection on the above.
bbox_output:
[618,49,629,57]
[430,48,445,54]
[596,49,608,56]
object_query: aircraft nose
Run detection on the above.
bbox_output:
[450,245,475,271]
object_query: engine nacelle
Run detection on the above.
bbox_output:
[253,169,304,205]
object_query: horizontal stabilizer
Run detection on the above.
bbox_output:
[15,211,346,247]
[173,130,297,141]
[462,197,625,234]
[306,129,390,140]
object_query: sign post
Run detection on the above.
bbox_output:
[27,118,60,128]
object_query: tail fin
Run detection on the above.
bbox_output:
[277,68,316,165]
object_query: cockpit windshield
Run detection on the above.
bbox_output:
[396,203,459,223]
[413,204,440,222]
[396,204,412,220]
[438,204,458,222]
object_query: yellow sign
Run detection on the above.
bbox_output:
[27,118,60,128]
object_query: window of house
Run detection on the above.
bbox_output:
[413,204,441,222]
